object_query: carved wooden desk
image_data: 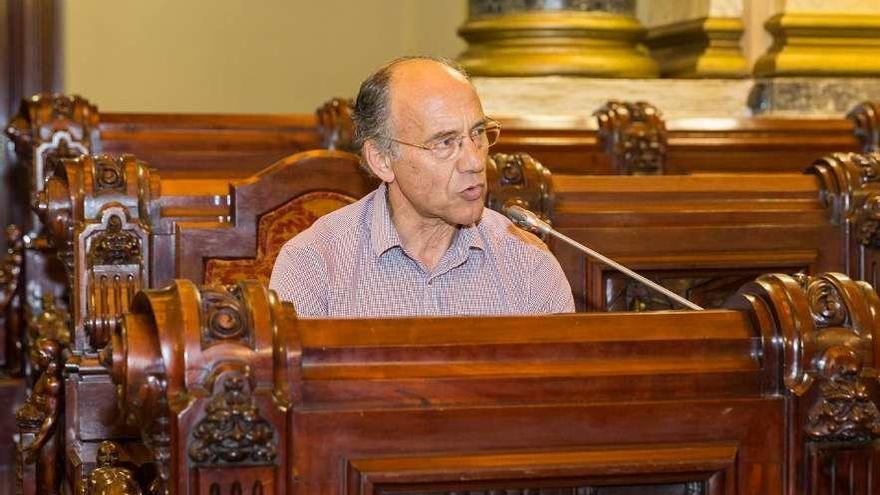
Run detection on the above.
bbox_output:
[55,272,876,495]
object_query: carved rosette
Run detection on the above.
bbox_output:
[188,372,277,466]
[201,286,252,349]
[595,100,667,175]
[486,152,553,223]
[847,101,880,152]
[730,273,880,442]
[316,97,355,152]
[4,94,99,194]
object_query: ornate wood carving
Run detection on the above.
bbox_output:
[810,152,880,246]
[595,100,667,175]
[109,280,296,494]
[316,97,356,152]
[33,154,157,352]
[14,338,62,495]
[486,152,553,222]
[78,441,143,495]
[847,101,880,152]
[0,225,25,370]
[200,286,252,349]
[26,294,70,350]
[731,273,880,443]
[188,371,277,466]
[5,94,99,196]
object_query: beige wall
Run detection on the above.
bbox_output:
[62,0,467,113]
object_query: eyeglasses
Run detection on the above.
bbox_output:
[390,120,501,161]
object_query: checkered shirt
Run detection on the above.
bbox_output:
[269,183,575,317]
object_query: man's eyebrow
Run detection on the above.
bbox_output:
[425,118,491,143]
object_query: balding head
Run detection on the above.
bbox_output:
[352,56,471,158]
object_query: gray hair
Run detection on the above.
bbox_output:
[352,56,469,160]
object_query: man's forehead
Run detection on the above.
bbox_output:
[388,61,483,129]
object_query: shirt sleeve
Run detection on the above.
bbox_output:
[268,242,329,317]
[530,252,576,314]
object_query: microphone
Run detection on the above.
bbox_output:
[504,204,704,311]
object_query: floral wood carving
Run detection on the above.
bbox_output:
[805,346,880,441]
[847,101,880,152]
[595,100,667,175]
[771,273,880,442]
[486,152,553,223]
[200,286,252,349]
[78,441,143,495]
[316,97,355,152]
[188,372,277,466]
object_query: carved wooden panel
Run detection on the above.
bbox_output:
[346,444,734,495]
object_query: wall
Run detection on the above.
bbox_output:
[62,0,467,113]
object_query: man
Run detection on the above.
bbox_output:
[269,57,574,317]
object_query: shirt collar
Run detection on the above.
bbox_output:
[369,182,486,259]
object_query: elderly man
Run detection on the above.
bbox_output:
[269,57,574,317]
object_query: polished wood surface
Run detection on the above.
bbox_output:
[93,271,880,494]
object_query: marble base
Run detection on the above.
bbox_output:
[473,76,875,127]
[749,78,880,117]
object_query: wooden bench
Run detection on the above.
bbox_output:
[56,270,874,495]
[515,152,880,312]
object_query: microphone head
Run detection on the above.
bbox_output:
[503,204,551,235]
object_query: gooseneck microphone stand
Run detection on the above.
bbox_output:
[505,205,704,311]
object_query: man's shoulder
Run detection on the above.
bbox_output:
[478,208,551,258]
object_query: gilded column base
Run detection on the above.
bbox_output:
[749,77,880,116]
[755,13,880,77]
[458,12,658,78]
[645,17,748,79]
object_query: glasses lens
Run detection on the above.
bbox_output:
[485,126,500,147]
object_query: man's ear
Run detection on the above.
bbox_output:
[363,140,395,182]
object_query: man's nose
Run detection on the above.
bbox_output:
[457,135,486,173]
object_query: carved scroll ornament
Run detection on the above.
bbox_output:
[847,101,880,152]
[730,272,880,442]
[595,100,667,175]
[809,152,880,250]
[107,280,297,493]
[201,286,252,349]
